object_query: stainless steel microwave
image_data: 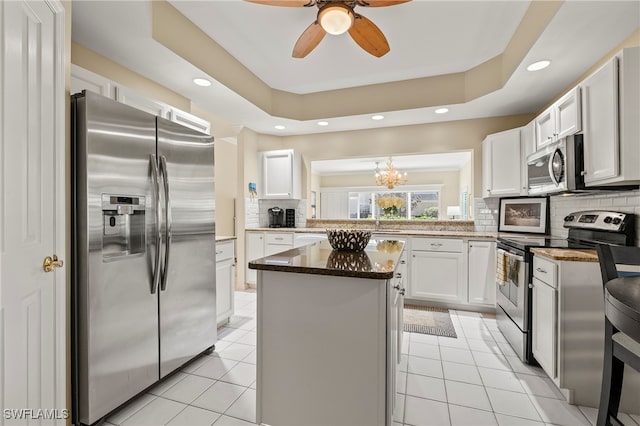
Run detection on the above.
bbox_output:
[527,136,583,195]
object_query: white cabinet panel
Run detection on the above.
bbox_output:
[169,108,211,135]
[534,87,581,149]
[320,192,349,219]
[116,86,170,118]
[245,232,264,285]
[259,149,301,199]
[216,240,235,325]
[410,250,466,303]
[482,128,523,197]
[532,277,557,379]
[581,58,619,185]
[71,64,116,99]
[264,232,294,256]
[468,241,496,306]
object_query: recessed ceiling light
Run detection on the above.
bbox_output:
[274,125,286,130]
[317,121,329,126]
[193,78,212,87]
[371,115,384,120]
[527,60,551,72]
[435,108,449,114]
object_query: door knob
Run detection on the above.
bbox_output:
[43,255,63,272]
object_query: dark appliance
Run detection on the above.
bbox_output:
[268,207,284,228]
[496,210,635,364]
[285,208,296,228]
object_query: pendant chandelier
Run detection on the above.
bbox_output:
[374,157,408,189]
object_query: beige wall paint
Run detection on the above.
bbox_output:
[72,42,191,111]
[250,114,533,197]
[71,44,240,237]
[319,170,461,219]
[235,127,260,289]
[150,0,562,121]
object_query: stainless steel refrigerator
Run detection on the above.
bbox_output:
[71,91,216,425]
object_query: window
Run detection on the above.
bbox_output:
[345,186,441,220]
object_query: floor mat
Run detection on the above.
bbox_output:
[403,304,457,338]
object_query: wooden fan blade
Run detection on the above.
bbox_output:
[245,0,315,7]
[348,14,390,57]
[355,0,410,7]
[292,21,326,58]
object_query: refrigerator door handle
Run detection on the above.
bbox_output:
[150,154,162,294]
[159,155,172,291]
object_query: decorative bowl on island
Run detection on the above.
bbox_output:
[325,229,372,252]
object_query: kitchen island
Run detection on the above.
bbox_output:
[249,239,405,426]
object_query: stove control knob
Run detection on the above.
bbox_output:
[612,217,622,225]
[564,215,575,222]
[604,216,613,224]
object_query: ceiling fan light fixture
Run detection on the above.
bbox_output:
[318,4,354,35]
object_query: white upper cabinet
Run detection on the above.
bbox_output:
[71,64,116,99]
[116,86,171,119]
[71,65,211,134]
[169,108,211,135]
[581,47,640,186]
[482,127,524,198]
[259,149,302,199]
[534,87,581,149]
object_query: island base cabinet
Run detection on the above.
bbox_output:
[257,270,395,426]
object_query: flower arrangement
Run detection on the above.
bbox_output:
[376,240,403,253]
[377,196,405,218]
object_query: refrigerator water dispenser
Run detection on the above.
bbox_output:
[101,194,146,260]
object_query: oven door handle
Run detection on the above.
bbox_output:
[497,249,524,263]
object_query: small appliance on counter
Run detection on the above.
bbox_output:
[268,207,284,228]
[285,208,296,228]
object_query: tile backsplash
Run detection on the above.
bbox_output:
[245,198,307,229]
[474,190,640,246]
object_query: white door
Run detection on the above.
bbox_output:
[1,0,66,422]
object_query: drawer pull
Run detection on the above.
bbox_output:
[395,273,402,278]
[430,243,443,247]
[536,267,547,274]
[216,250,223,255]
[400,260,406,264]
[275,237,283,240]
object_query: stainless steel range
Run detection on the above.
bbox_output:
[496,210,635,364]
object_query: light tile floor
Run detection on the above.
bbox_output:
[103,291,640,426]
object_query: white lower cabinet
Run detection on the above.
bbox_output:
[215,240,235,325]
[264,232,294,256]
[530,253,640,409]
[245,231,265,285]
[410,238,466,304]
[532,276,557,379]
[468,241,496,306]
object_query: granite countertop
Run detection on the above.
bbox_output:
[531,247,598,262]
[248,239,405,279]
[246,227,498,239]
[216,235,237,242]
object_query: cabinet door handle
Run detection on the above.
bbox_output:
[536,267,547,274]
[581,170,587,176]
[393,284,401,290]
[400,260,406,264]
[395,273,402,278]
[216,250,223,255]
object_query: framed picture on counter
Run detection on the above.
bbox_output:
[498,196,549,234]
